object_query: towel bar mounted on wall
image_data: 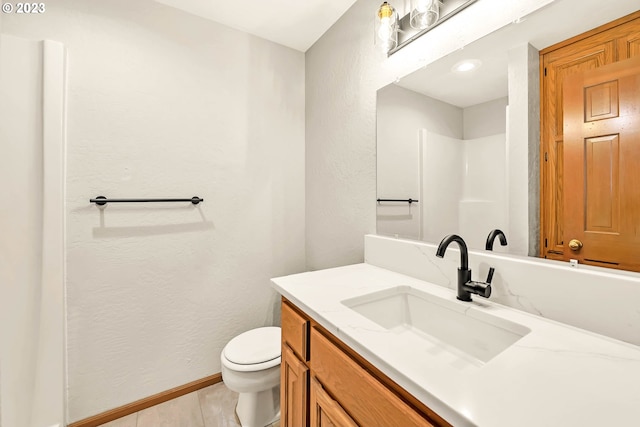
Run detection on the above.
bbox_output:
[90,196,203,206]
[376,198,419,204]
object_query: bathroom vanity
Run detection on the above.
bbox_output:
[281,298,449,427]
[272,258,640,427]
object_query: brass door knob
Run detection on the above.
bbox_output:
[568,239,583,251]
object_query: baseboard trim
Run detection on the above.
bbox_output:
[68,373,223,427]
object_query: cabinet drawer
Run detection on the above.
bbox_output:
[311,327,434,427]
[281,300,309,361]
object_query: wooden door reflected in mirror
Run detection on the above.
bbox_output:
[540,11,640,272]
[563,56,640,272]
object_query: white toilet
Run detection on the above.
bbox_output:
[221,326,281,427]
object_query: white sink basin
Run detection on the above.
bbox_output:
[342,286,530,366]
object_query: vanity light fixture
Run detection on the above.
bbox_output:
[452,59,482,73]
[376,0,478,56]
[410,0,441,30]
[375,2,399,53]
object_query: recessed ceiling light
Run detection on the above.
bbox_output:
[452,59,482,73]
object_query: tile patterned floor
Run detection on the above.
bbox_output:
[98,382,280,427]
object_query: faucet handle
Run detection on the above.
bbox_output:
[464,281,492,298]
[486,267,495,284]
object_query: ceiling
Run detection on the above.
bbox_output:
[154,0,359,52]
[396,0,639,108]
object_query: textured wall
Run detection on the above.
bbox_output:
[507,43,540,256]
[3,0,305,422]
[304,0,379,270]
[305,0,555,271]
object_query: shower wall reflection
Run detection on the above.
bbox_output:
[376,83,509,251]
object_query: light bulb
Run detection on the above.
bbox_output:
[375,2,397,52]
[378,16,392,41]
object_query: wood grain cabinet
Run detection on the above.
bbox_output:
[281,298,450,427]
[282,344,309,427]
[310,377,358,427]
[281,302,310,427]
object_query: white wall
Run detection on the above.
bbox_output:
[463,97,508,140]
[459,134,507,250]
[377,88,508,247]
[377,84,462,240]
[0,34,65,427]
[420,131,507,250]
[421,132,463,243]
[3,0,305,422]
[32,39,66,427]
[305,0,555,270]
[461,98,508,251]
[0,34,44,427]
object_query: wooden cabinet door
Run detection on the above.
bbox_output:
[310,377,358,427]
[563,56,640,271]
[310,328,435,427]
[281,343,309,427]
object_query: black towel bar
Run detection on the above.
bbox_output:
[376,198,419,204]
[90,196,203,206]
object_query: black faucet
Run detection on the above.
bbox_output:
[485,229,508,251]
[436,234,493,302]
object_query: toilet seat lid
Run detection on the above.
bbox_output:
[224,326,281,365]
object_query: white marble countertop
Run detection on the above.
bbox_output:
[271,263,640,427]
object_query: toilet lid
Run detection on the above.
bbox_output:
[223,326,281,365]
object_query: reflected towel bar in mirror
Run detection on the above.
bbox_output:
[90,196,203,206]
[377,198,419,204]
